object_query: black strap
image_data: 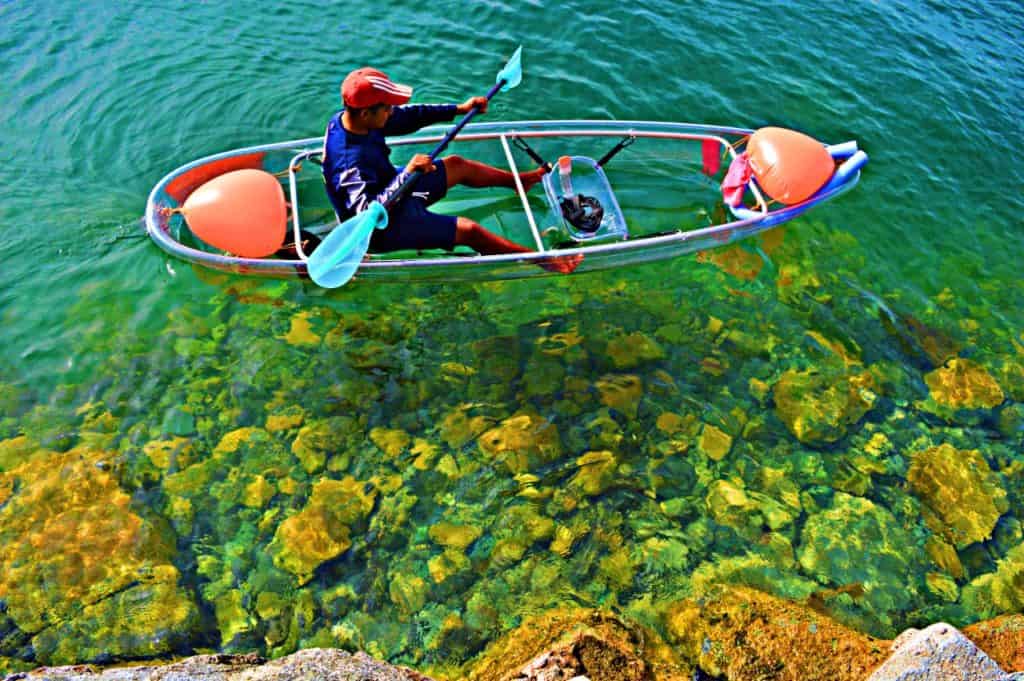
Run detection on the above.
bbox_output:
[511,135,552,172]
[596,135,636,168]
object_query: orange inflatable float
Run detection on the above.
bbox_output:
[747,127,835,205]
[178,169,287,257]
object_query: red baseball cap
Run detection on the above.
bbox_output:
[342,67,413,108]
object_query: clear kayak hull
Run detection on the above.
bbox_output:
[145,120,863,283]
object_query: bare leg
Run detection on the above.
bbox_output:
[443,155,547,192]
[455,217,582,274]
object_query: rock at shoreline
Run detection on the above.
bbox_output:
[463,609,671,681]
[5,594,1024,680]
[867,622,1020,681]
[2,649,433,681]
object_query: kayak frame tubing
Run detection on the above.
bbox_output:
[145,120,861,282]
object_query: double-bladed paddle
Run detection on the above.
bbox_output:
[308,46,523,288]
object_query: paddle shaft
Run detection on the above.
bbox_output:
[385,79,506,210]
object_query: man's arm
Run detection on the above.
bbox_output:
[335,164,410,215]
[383,104,458,136]
[338,150,449,215]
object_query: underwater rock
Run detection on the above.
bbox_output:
[998,403,1024,439]
[440,404,494,450]
[279,310,321,347]
[925,536,965,580]
[0,435,43,472]
[595,374,643,419]
[478,410,562,474]
[688,546,820,604]
[242,474,277,509]
[697,243,764,281]
[549,524,582,557]
[705,479,759,536]
[160,407,195,437]
[772,367,875,446]
[521,353,565,400]
[924,572,959,602]
[141,436,194,472]
[598,547,636,591]
[569,450,618,497]
[962,542,1024,616]
[264,405,305,433]
[604,332,665,370]
[212,589,256,650]
[290,417,359,475]
[866,622,1014,681]
[369,427,411,459]
[269,476,377,584]
[161,426,294,536]
[0,447,199,664]
[486,504,557,571]
[698,424,732,461]
[428,522,482,552]
[797,492,921,616]
[907,443,1008,548]
[998,359,1024,402]
[388,573,428,619]
[655,411,691,435]
[427,549,470,584]
[923,358,1005,413]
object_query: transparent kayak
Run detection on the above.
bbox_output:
[145,120,864,283]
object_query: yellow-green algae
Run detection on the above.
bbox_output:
[924,358,1005,411]
[270,476,377,583]
[907,443,1008,548]
[0,446,199,664]
[772,366,876,446]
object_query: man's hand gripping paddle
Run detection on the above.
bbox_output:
[307,47,523,288]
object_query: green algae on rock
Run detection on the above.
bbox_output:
[962,542,1024,617]
[477,410,562,474]
[291,417,360,474]
[797,492,924,628]
[907,443,1009,548]
[772,367,876,446]
[604,331,666,369]
[923,358,1005,411]
[0,446,199,665]
[595,374,644,419]
[270,476,377,584]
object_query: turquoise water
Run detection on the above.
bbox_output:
[1,0,1023,674]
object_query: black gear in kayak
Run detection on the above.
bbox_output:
[559,194,604,233]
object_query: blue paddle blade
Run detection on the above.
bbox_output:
[496,46,522,92]
[307,202,388,288]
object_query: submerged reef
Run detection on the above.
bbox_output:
[0,220,1021,676]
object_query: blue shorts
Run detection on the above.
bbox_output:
[369,160,457,252]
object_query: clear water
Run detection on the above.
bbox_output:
[1,0,1022,674]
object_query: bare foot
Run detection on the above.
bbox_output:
[539,253,583,274]
[519,166,548,192]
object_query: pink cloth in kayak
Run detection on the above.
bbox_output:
[702,139,721,176]
[721,152,752,206]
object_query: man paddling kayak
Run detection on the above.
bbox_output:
[322,67,581,273]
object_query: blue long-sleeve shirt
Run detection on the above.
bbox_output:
[322,104,458,221]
